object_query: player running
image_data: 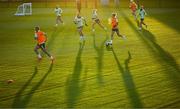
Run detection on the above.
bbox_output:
[54,5,64,26]
[74,13,88,42]
[92,9,107,32]
[107,13,126,45]
[129,0,138,20]
[34,26,54,62]
[138,5,147,30]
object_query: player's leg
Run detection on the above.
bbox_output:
[132,11,137,20]
[141,19,147,28]
[40,43,53,60]
[136,19,140,27]
[78,27,85,41]
[116,29,126,40]
[97,20,107,30]
[92,20,96,32]
[139,19,143,30]
[34,44,42,59]
[59,16,64,24]
[109,30,115,44]
[56,16,59,26]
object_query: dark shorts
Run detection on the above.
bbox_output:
[112,28,119,32]
[77,26,83,31]
[92,18,100,23]
[36,43,46,49]
[140,18,144,21]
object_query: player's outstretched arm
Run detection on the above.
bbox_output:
[34,33,37,40]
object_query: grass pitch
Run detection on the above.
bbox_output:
[0,7,180,108]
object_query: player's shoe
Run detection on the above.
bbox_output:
[122,35,126,40]
[138,27,142,31]
[55,24,58,27]
[37,54,42,61]
[50,56,54,63]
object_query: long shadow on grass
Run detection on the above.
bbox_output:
[66,42,85,108]
[120,11,180,90]
[12,66,38,107]
[12,64,53,108]
[93,33,108,85]
[150,9,180,33]
[112,49,143,108]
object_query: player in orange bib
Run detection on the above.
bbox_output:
[129,0,138,20]
[107,13,126,45]
[34,26,54,62]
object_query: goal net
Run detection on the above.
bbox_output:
[15,3,32,16]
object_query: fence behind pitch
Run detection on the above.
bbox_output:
[0,0,180,8]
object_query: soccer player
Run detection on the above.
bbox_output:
[34,26,54,62]
[92,9,107,32]
[138,5,147,30]
[129,0,138,20]
[54,5,64,26]
[107,13,126,45]
[74,13,88,42]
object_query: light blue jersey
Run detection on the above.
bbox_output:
[139,9,146,19]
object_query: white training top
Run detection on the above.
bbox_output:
[74,16,85,28]
[54,8,63,16]
[92,11,98,19]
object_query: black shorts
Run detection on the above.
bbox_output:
[77,26,83,31]
[92,18,100,23]
[37,43,46,49]
[140,18,144,21]
[112,28,119,32]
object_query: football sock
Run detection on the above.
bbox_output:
[38,54,42,59]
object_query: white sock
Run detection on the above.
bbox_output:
[50,56,54,60]
[38,54,42,58]
[122,35,126,40]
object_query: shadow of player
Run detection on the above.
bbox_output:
[112,49,143,108]
[12,63,53,108]
[66,41,85,108]
[93,33,108,85]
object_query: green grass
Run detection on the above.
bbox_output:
[0,7,180,108]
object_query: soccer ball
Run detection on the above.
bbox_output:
[6,79,14,84]
[106,41,112,46]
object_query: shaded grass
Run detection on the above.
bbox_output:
[12,64,53,108]
[120,10,180,91]
[0,7,179,108]
[112,48,143,108]
[66,42,85,108]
